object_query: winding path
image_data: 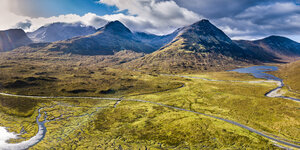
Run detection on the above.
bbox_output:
[0,66,299,149]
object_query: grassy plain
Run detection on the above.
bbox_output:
[129,73,300,144]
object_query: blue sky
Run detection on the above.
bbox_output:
[12,0,117,17]
[1,0,300,42]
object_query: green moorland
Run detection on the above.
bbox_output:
[0,50,299,149]
[0,96,47,142]
[0,49,182,97]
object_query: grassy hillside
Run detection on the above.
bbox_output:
[274,60,300,98]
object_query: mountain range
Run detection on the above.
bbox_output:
[27,22,97,42]
[1,19,299,72]
[41,21,158,55]
[38,21,184,55]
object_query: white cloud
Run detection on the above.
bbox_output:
[236,2,300,19]
[28,13,108,31]
[99,0,201,34]
[1,0,200,35]
[0,0,30,31]
[1,0,299,42]
[0,0,108,31]
[211,2,300,42]
[0,10,109,32]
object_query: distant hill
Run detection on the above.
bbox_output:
[42,21,161,55]
[27,22,97,42]
[235,36,300,62]
[129,19,259,73]
[0,29,32,52]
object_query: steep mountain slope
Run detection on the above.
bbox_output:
[43,21,156,55]
[129,19,259,73]
[235,36,300,62]
[27,22,97,42]
[0,29,32,52]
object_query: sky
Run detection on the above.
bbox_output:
[0,0,299,42]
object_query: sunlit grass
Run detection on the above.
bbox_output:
[0,51,298,149]
[128,74,300,143]
[273,60,300,98]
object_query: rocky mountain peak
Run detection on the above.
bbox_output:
[102,21,132,34]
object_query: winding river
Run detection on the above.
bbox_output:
[0,108,47,150]
[0,66,299,149]
[231,66,300,102]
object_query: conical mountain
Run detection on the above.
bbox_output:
[0,29,32,52]
[43,21,156,55]
[130,19,259,73]
[101,20,132,35]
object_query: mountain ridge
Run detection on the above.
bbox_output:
[42,21,157,55]
[0,29,32,52]
[235,35,300,62]
[4,19,299,73]
[38,20,181,55]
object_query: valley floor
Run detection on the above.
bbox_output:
[0,52,299,149]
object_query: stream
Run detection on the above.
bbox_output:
[0,107,47,150]
[231,66,300,102]
[0,104,103,150]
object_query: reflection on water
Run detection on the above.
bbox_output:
[231,66,282,81]
[231,66,300,102]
